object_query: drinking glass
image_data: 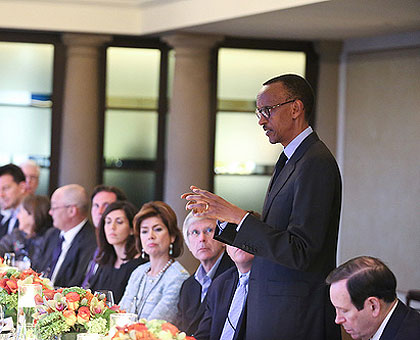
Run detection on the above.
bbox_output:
[109,313,137,337]
[3,253,15,267]
[77,334,101,340]
[16,284,42,340]
[95,290,115,308]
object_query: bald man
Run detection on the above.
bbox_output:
[35,184,96,287]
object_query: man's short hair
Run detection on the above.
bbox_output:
[60,184,90,216]
[0,163,26,183]
[263,74,315,122]
[326,256,397,311]
[90,184,127,202]
[20,159,41,177]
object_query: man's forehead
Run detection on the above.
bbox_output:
[93,191,117,203]
[189,219,215,230]
[257,82,287,102]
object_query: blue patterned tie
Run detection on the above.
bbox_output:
[220,273,249,340]
[48,235,64,278]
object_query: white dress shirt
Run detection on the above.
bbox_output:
[370,300,398,340]
[50,218,87,285]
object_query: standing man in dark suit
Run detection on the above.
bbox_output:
[327,256,420,340]
[182,74,342,339]
[37,184,96,287]
[178,212,234,335]
[194,245,254,340]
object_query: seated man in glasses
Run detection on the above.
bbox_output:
[178,212,234,335]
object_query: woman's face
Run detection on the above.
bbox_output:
[140,216,175,259]
[104,209,132,247]
[17,206,35,235]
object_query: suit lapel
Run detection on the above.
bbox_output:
[379,300,406,340]
[262,132,319,220]
[215,272,238,339]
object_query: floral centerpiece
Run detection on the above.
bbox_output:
[111,319,196,340]
[0,265,53,322]
[34,287,118,340]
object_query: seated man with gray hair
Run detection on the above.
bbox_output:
[326,256,420,340]
[37,184,96,287]
[178,212,234,335]
[20,159,41,195]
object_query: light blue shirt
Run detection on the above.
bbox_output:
[194,252,224,302]
[119,261,189,324]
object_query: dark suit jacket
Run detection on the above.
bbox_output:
[215,132,342,340]
[380,300,420,340]
[177,252,234,335]
[36,220,96,287]
[195,267,245,340]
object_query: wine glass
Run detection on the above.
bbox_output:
[95,290,115,308]
[3,253,15,267]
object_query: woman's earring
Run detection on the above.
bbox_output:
[169,243,173,256]
[141,249,146,259]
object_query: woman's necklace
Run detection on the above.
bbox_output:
[147,258,174,283]
[131,258,175,315]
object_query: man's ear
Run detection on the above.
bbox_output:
[365,297,381,317]
[291,99,305,120]
[18,181,26,195]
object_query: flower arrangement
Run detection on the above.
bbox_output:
[0,266,53,322]
[34,287,118,340]
[111,319,196,340]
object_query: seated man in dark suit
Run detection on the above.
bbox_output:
[194,245,254,340]
[327,256,420,340]
[178,212,234,335]
[37,184,96,287]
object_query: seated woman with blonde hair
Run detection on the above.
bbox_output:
[119,201,189,324]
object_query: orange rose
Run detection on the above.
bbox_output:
[63,310,77,327]
[43,289,55,300]
[66,292,81,310]
[65,292,80,303]
[77,306,91,324]
[6,279,18,294]
[161,322,179,336]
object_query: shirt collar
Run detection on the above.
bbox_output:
[60,218,87,243]
[283,126,313,161]
[194,251,225,284]
[370,300,398,340]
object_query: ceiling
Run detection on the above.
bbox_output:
[178,0,420,41]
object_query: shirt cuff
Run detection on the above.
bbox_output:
[236,212,250,232]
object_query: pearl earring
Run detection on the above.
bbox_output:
[141,249,146,259]
[169,243,173,256]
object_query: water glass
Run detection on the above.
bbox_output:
[108,313,137,337]
[77,334,101,340]
[3,253,15,267]
[16,284,42,340]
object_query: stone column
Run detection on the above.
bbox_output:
[162,33,223,272]
[58,33,111,194]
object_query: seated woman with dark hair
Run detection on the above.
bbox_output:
[119,201,189,324]
[0,194,51,268]
[89,201,146,303]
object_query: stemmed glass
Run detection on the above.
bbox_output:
[95,290,115,308]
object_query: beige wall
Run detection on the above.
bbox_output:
[338,43,420,292]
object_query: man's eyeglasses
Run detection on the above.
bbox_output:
[255,99,295,120]
[50,205,73,211]
[188,227,214,238]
